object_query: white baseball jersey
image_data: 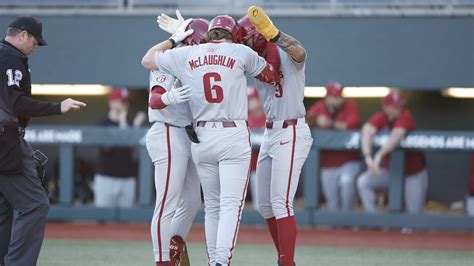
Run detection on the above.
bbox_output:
[254,47,306,121]
[148,70,192,127]
[155,42,267,122]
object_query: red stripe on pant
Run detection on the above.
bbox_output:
[227,127,252,265]
[157,125,172,262]
[285,125,297,216]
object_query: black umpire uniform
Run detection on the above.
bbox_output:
[0,17,60,266]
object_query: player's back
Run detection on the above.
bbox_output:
[160,42,266,122]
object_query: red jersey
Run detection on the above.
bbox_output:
[368,110,425,176]
[308,99,361,168]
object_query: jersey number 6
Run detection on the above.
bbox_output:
[203,72,224,103]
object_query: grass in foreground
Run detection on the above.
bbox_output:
[39,239,474,266]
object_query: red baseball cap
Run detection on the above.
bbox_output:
[382,92,406,107]
[325,81,344,97]
[108,88,129,102]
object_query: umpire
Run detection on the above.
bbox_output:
[0,16,86,265]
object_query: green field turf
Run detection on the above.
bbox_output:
[38,239,474,266]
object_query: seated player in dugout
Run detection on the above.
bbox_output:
[306,82,363,212]
[358,91,428,213]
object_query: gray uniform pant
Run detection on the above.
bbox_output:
[321,161,363,211]
[357,168,428,213]
[0,139,49,266]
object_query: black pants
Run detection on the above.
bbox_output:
[0,139,49,266]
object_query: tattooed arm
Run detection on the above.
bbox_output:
[272,31,306,63]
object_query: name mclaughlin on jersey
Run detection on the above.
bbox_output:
[189,55,236,70]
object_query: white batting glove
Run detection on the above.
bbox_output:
[162,85,192,105]
[169,18,194,43]
[157,10,185,35]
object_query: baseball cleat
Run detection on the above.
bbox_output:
[169,235,187,266]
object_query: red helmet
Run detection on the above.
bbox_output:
[325,81,344,97]
[183,18,209,46]
[238,15,267,55]
[208,15,240,43]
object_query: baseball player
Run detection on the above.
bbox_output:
[146,19,209,266]
[143,14,279,266]
[358,92,428,213]
[240,7,314,266]
[306,82,362,211]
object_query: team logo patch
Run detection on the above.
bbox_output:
[156,75,167,83]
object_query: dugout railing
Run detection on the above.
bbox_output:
[26,126,474,230]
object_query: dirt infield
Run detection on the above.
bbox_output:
[45,222,474,251]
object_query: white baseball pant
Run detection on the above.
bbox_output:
[321,161,363,211]
[256,119,313,220]
[146,122,202,262]
[357,168,428,213]
[191,121,251,266]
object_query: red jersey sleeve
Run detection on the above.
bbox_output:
[149,86,168,109]
[342,100,360,129]
[308,101,330,117]
[393,109,415,131]
[368,112,388,130]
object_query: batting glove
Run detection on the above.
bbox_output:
[247,6,280,41]
[157,10,185,35]
[162,85,192,105]
[169,18,194,43]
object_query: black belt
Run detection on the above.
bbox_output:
[0,125,25,137]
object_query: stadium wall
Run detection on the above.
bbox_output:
[0,15,472,88]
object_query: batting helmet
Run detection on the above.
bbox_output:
[208,15,240,43]
[325,81,344,97]
[183,18,209,46]
[238,15,267,56]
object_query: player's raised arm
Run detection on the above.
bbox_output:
[141,40,174,69]
[255,62,281,84]
[247,6,306,63]
[141,18,194,70]
[242,46,281,84]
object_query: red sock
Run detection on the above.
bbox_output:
[156,262,170,266]
[276,216,297,266]
[265,217,280,256]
